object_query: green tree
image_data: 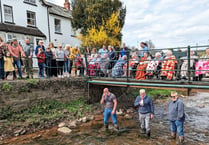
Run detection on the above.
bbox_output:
[71,0,126,48]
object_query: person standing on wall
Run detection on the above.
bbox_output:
[64,44,71,77]
[23,38,34,79]
[45,47,53,78]
[134,89,154,138]
[98,45,108,59]
[4,51,17,80]
[55,44,65,78]
[0,36,7,80]
[119,43,128,58]
[37,48,45,79]
[48,42,57,77]
[8,38,26,79]
[140,42,149,57]
[69,45,81,76]
[100,88,119,131]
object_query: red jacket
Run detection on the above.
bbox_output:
[37,52,45,63]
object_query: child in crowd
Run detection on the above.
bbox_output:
[4,51,16,80]
[37,48,45,79]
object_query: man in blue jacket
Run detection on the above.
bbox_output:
[168,91,185,144]
[134,89,154,137]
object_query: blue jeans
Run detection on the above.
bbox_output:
[13,59,22,77]
[64,59,70,73]
[38,63,44,78]
[0,58,4,79]
[104,108,118,125]
[170,120,184,137]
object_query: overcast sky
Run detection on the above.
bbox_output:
[47,0,209,48]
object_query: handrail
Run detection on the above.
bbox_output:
[88,80,209,89]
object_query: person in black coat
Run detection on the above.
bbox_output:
[107,45,117,69]
[45,47,53,77]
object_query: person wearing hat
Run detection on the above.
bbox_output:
[8,38,26,79]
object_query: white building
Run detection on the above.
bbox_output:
[0,0,80,47]
[48,1,80,47]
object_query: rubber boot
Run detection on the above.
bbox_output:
[168,132,176,140]
[146,131,151,138]
[104,124,108,131]
[140,128,146,134]
[178,136,184,145]
[114,124,119,131]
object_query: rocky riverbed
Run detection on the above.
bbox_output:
[1,92,209,145]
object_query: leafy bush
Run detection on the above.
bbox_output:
[2,82,13,91]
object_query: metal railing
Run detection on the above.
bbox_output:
[1,44,209,88]
[84,45,209,86]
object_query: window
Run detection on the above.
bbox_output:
[27,11,36,26]
[4,5,14,23]
[7,33,16,42]
[24,0,36,4]
[54,19,61,33]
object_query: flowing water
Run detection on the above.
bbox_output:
[3,92,209,145]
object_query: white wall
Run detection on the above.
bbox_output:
[1,0,49,44]
[49,14,80,47]
[0,0,81,47]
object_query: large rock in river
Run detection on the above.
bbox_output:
[57,127,72,134]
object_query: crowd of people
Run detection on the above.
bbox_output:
[0,36,84,80]
[87,42,209,81]
[0,36,209,81]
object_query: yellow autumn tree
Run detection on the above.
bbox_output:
[78,12,122,49]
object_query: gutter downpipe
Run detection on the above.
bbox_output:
[0,0,3,23]
[47,6,51,42]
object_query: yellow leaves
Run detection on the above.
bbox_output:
[78,12,122,48]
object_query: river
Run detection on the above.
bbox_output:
[2,92,209,145]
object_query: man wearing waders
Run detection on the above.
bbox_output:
[168,91,185,144]
[134,89,154,138]
[100,88,119,131]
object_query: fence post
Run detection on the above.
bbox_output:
[187,45,191,83]
[84,53,89,78]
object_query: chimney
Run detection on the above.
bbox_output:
[64,0,70,11]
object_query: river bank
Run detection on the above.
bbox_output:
[1,92,209,145]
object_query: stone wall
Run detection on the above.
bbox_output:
[89,84,135,109]
[0,78,88,113]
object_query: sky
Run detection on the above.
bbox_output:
[47,0,209,48]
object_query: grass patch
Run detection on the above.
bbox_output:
[3,98,91,126]
[146,89,172,99]
[127,88,179,100]
[2,82,13,91]
[27,79,38,85]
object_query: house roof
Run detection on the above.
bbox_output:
[40,0,51,7]
[47,2,72,19]
[0,23,46,38]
